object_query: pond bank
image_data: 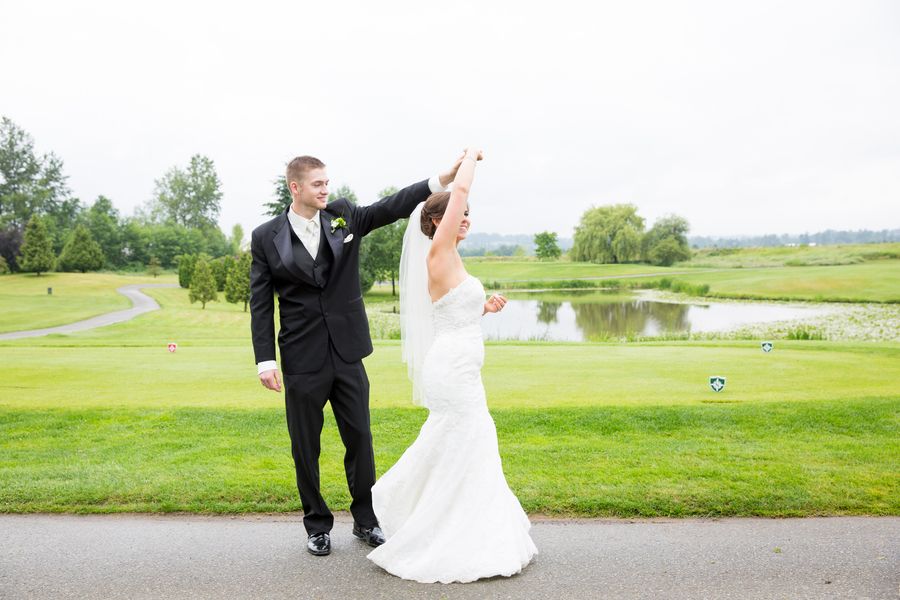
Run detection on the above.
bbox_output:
[639,290,900,342]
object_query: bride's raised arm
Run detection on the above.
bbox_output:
[427,147,482,299]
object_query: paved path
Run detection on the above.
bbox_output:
[1,514,896,599]
[0,284,178,341]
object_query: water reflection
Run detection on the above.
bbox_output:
[572,300,691,339]
[481,292,830,341]
[536,301,561,324]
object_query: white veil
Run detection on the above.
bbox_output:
[399,203,434,406]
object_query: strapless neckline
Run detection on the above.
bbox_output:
[431,274,475,307]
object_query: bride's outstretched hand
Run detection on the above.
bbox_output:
[483,293,507,315]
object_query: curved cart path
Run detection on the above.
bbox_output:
[0,283,179,341]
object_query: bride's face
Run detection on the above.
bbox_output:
[456,209,471,242]
[432,206,471,243]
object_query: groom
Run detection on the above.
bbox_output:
[250,154,461,556]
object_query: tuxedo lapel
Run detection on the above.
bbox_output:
[320,211,344,267]
[273,214,316,285]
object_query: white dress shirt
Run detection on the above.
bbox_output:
[287,207,321,260]
[257,174,447,375]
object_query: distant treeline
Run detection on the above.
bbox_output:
[689,229,899,248]
[460,228,899,256]
[459,232,574,257]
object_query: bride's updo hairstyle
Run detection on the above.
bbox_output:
[419,192,451,239]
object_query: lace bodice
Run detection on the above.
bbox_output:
[422,274,486,412]
[432,275,485,336]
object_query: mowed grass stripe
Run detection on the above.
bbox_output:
[662,261,900,303]
[0,342,897,409]
[685,242,900,268]
[1,400,896,516]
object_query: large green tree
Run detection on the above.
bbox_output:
[120,218,150,266]
[534,231,561,260]
[0,226,23,271]
[199,224,231,258]
[189,254,217,309]
[643,215,691,266]
[178,253,198,288]
[328,184,358,205]
[147,256,162,278]
[228,223,244,254]
[263,177,292,216]
[571,204,645,264]
[0,117,41,227]
[360,186,403,295]
[145,224,205,268]
[224,251,252,311]
[58,224,105,272]
[44,197,83,254]
[18,215,56,275]
[210,255,236,292]
[148,154,222,228]
[358,240,377,294]
[85,195,123,267]
[0,116,72,230]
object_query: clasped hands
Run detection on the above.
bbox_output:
[439,147,484,188]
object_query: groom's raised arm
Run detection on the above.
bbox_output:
[353,179,434,236]
[353,154,465,235]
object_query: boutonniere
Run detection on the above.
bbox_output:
[330,216,347,233]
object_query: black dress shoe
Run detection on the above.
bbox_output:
[352,523,386,547]
[307,532,331,556]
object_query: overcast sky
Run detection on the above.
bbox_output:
[3,0,899,239]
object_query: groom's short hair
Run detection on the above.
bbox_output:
[286,156,326,186]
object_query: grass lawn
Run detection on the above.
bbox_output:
[0,272,176,333]
[1,399,895,516]
[659,261,900,303]
[685,242,900,268]
[457,256,900,304]
[1,274,897,516]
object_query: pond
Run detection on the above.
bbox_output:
[479,291,832,341]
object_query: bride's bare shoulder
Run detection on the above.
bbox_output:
[427,251,468,302]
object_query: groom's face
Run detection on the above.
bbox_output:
[291,168,330,212]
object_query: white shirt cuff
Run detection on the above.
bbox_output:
[428,174,447,194]
[257,360,278,375]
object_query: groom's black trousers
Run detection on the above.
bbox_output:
[282,341,377,536]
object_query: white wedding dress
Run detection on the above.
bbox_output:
[368,274,538,583]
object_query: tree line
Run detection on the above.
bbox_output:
[0,116,243,277]
[2,114,690,294]
[567,204,691,266]
[690,229,899,248]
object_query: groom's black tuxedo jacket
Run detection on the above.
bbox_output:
[250,179,431,374]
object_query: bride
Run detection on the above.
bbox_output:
[367,148,538,583]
